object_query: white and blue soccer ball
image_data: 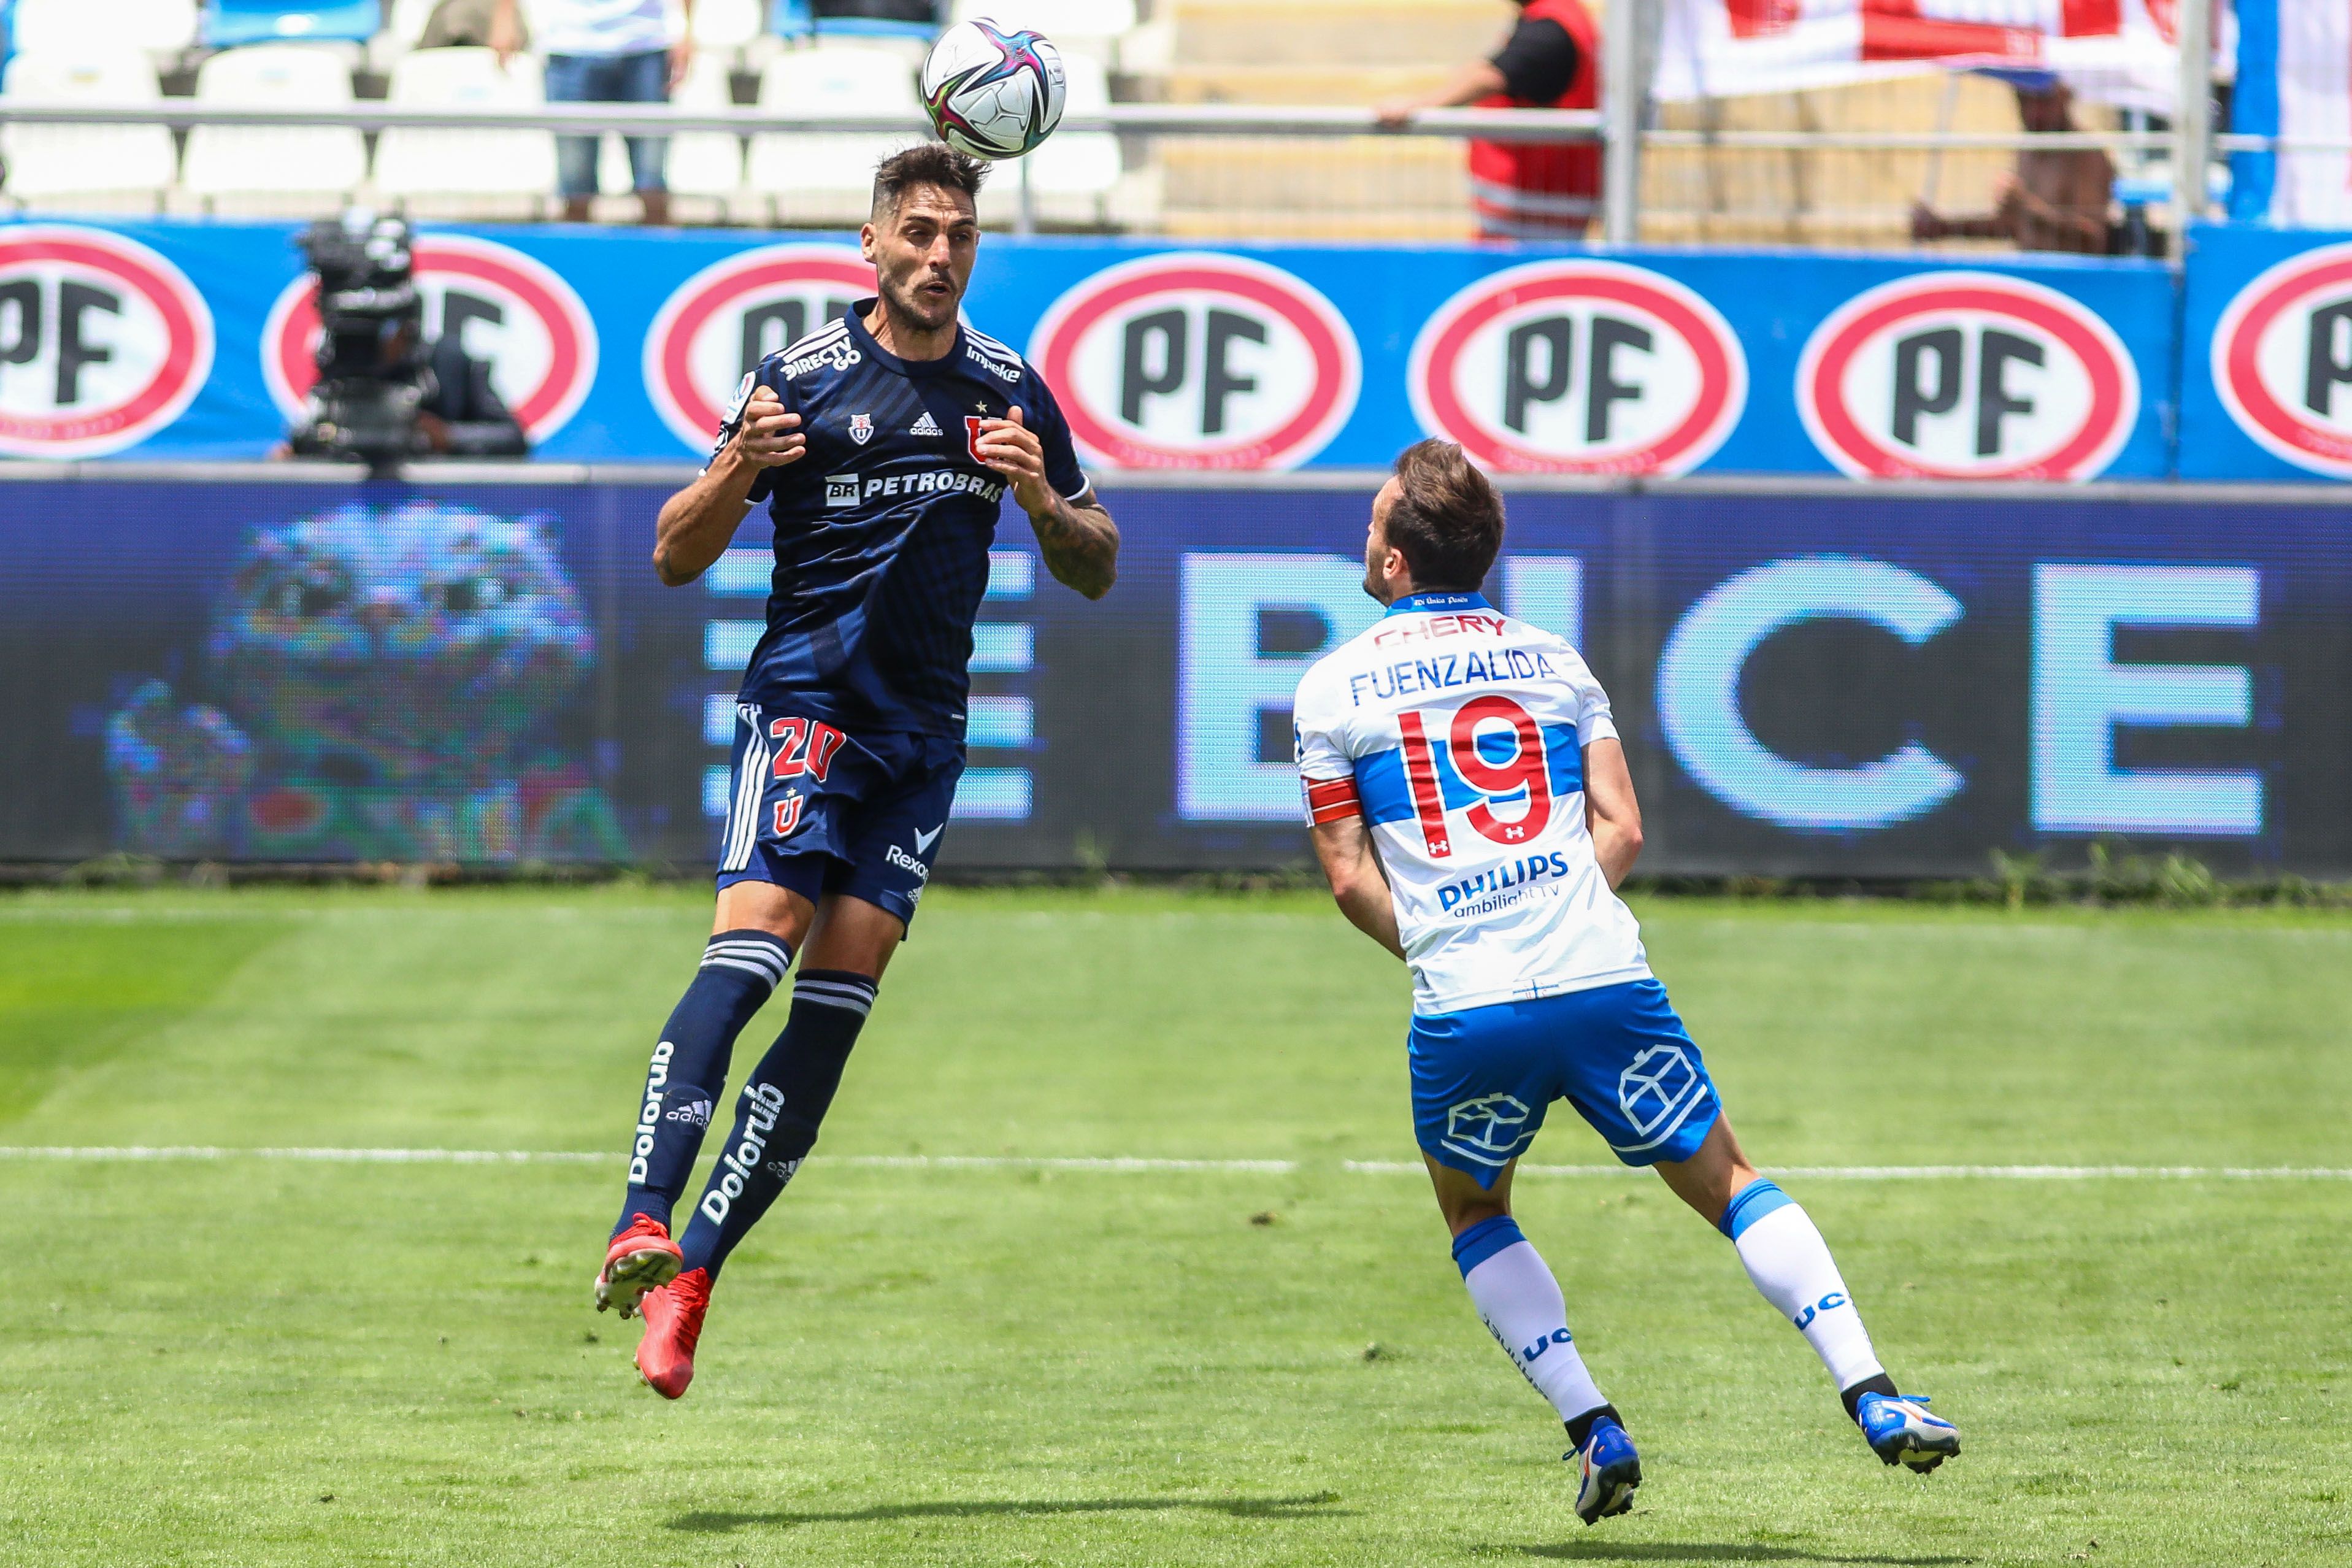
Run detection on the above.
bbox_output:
[920,17,1067,161]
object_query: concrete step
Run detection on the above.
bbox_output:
[1153,133,1466,211]
[1168,0,1516,68]
[1159,64,1456,105]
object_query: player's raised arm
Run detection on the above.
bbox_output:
[975,404,1118,601]
[1583,737,1645,890]
[651,383,805,588]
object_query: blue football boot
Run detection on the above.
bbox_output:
[1856,1391,1961,1472]
[1567,1415,1642,1524]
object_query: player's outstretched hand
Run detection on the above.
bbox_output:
[733,385,806,469]
[975,405,1052,514]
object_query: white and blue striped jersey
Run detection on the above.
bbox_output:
[1293,590,1650,1017]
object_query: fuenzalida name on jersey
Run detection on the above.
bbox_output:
[1294,591,1651,1017]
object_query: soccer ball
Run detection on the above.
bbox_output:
[920,18,1067,161]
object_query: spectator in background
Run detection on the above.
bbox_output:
[1375,0,1602,240]
[1910,81,2115,255]
[490,0,693,225]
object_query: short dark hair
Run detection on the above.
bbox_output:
[872,143,990,218]
[1384,439,1504,591]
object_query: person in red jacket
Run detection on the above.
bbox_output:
[1376,0,1602,240]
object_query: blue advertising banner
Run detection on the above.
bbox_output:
[0,217,2180,480]
[4,472,2345,876]
[2180,220,2352,482]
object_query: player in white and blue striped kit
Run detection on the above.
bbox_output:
[1295,440,1958,1523]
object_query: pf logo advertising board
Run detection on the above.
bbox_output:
[1409,259,1745,475]
[1797,272,2137,480]
[262,234,597,445]
[2211,240,2352,478]
[644,243,875,452]
[1028,253,1359,469]
[0,226,212,457]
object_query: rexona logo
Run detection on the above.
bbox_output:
[1029,253,1359,469]
[644,243,875,451]
[1409,259,1745,475]
[2211,240,2352,478]
[1797,271,2137,480]
[263,234,596,445]
[0,226,212,456]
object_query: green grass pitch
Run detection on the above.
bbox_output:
[1,885,2348,1567]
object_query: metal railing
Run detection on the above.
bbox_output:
[0,72,2313,245]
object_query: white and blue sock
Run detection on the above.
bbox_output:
[615,929,791,1237]
[1719,1179,1889,1411]
[677,969,877,1282]
[1452,1215,1613,1440]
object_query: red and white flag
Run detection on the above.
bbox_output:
[1656,0,2186,110]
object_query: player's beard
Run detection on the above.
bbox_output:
[878,267,961,339]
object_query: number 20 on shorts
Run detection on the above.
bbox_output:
[767,716,845,837]
[1397,696,1552,859]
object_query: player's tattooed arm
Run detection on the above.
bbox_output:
[1583,739,1645,889]
[651,385,805,587]
[975,407,1120,601]
[1310,816,1406,960]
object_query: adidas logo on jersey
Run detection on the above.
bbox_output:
[910,410,942,436]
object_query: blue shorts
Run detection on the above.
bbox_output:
[1409,978,1721,1188]
[713,702,964,932]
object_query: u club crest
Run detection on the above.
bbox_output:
[848,412,874,445]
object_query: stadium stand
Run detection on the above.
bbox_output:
[180,42,369,210]
[0,48,179,210]
[1149,0,1495,239]
[372,44,556,214]
[745,41,923,226]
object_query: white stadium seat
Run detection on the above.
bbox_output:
[746,42,923,225]
[666,49,746,198]
[0,50,179,208]
[181,44,368,208]
[9,0,199,64]
[372,45,556,213]
[688,0,764,56]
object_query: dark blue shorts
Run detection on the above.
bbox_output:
[713,702,963,932]
[1409,978,1721,1189]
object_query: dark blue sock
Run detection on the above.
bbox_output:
[615,929,791,1237]
[678,968,875,1282]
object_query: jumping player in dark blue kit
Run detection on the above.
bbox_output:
[593,145,1119,1398]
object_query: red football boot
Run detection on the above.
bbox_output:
[635,1267,710,1400]
[594,1213,682,1319]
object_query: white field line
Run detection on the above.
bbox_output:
[0,1147,2346,1179]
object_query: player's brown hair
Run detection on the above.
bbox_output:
[871,144,990,218]
[1383,439,1505,591]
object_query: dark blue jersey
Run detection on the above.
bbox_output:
[710,299,1091,739]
